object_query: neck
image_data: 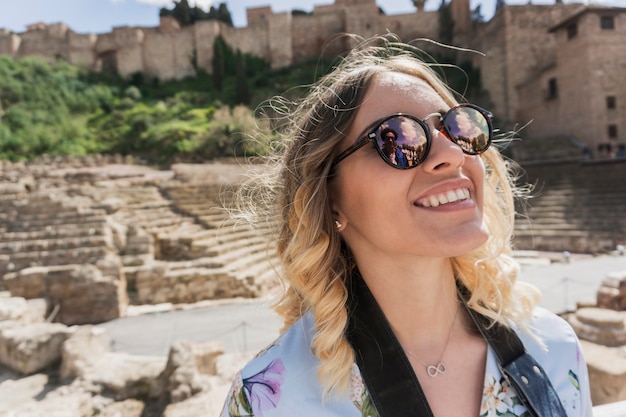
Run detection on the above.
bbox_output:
[357,257,462,353]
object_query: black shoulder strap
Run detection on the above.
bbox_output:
[345,272,568,417]
[346,273,434,417]
[457,283,569,417]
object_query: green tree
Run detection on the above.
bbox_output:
[212,36,226,91]
[235,51,250,104]
[160,1,233,27]
[208,3,234,26]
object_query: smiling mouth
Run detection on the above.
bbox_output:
[416,188,471,208]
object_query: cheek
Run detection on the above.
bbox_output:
[463,154,487,204]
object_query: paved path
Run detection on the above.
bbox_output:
[518,254,625,313]
[98,254,626,357]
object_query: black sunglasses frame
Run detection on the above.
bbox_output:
[333,103,493,170]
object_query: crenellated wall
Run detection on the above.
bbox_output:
[0,0,450,79]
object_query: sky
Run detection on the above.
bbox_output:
[0,0,624,34]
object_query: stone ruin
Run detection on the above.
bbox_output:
[0,155,280,325]
[1,155,626,414]
[0,294,253,416]
[566,270,626,406]
[0,155,279,416]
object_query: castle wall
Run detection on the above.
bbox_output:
[0,31,20,57]
[268,13,293,69]
[193,20,221,74]
[517,9,626,152]
[470,15,508,122]
[16,24,69,62]
[381,12,439,43]
[67,32,96,68]
[142,26,195,80]
[110,28,145,78]
[472,4,580,128]
[291,12,346,63]
[246,6,272,27]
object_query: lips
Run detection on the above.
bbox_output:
[415,188,471,208]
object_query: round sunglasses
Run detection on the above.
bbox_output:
[333,103,493,170]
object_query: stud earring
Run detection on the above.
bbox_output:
[335,220,342,229]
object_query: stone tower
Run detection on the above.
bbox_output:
[451,0,472,38]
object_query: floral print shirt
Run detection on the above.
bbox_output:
[221,308,592,417]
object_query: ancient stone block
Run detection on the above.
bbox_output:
[568,307,626,346]
[597,271,626,311]
[580,340,626,406]
[0,322,73,375]
[4,264,127,325]
[60,325,110,380]
[99,399,145,417]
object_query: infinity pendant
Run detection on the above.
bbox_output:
[426,362,447,377]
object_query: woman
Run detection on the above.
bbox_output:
[221,37,592,417]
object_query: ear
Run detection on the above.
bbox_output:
[329,186,347,232]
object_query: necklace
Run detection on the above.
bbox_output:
[404,306,459,378]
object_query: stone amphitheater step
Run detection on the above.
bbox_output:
[513,160,626,252]
[0,235,110,255]
[0,222,109,243]
[133,265,258,304]
[191,234,270,259]
[0,246,112,274]
[196,214,238,229]
[217,243,276,274]
[1,213,109,232]
[232,256,279,286]
[3,206,107,220]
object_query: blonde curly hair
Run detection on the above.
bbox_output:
[240,35,539,397]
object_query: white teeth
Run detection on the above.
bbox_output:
[417,188,471,208]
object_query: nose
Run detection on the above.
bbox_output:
[420,127,465,172]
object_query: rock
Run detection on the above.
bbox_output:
[95,197,127,214]
[597,271,626,311]
[98,398,145,417]
[0,322,73,375]
[4,264,127,325]
[0,296,28,321]
[0,371,49,414]
[163,391,214,417]
[160,340,224,403]
[580,340,626,406]
[0,297,47,324]
[60,325,110,380]
[568,308,626,346]
[9,384,94,417]
[81,352,167,400]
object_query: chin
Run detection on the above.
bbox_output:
[448,226,491,257]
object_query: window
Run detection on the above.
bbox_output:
[567,23,578,39]
[607,96,616,109]
[600,16,615,30]
[608,124,618,139]
[547,78,558,99]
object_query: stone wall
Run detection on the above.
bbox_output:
[517,8,626,152]
[0,0,447,78]
[471,4,580,125]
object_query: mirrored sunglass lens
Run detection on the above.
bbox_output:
[376,116,428,169]
[443,107,491,154]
